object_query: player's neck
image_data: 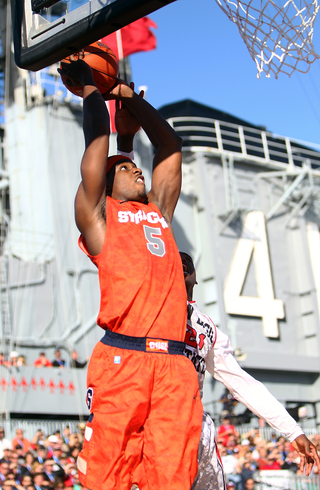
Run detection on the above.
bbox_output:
[187,288,194,302]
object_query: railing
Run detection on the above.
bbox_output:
[0,418,318,445]
[254,470,320,490]
[235,426,319,441]
[18,71,320,174]
[168,116,320,171]
[25,66,83,108]
[0,418,84,441]
[23,71,320,174]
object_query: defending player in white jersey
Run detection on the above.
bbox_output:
[180,252,320,490]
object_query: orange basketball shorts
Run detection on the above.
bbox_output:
[77,329,203,490]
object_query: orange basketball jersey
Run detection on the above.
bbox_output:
[79,198,187,340]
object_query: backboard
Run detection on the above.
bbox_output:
[11,0,176,71]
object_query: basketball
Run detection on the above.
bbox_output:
[60,41,118,97]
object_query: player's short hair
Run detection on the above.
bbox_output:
[106,155,133,175]
[106,155,134,197]
[179,252,194,263]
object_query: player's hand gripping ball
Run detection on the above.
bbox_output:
[60,41,118,97]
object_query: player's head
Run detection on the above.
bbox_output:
[179,252,197,300]
[106,155,146,202]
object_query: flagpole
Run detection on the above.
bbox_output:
[116,29,124,60]
[106,29,123,133]
[116,29,130,83]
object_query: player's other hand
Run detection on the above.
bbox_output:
[292,434,320,476]
[103,79,133,100]
[114,82,144,138]
[57,51,94,88]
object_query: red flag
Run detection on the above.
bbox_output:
[58,380,65,394]
[11,377,18,391]
[1,378,7,391]
[31,377,37,390]
[102,17,157,60]
[68,381,75,395]
[20,377,28,391]
[48,379,56,393]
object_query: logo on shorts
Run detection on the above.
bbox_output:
[114,355,121,364]
[146,338,169,353]
[86,387,93,410]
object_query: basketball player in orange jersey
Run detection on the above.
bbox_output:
[58,57,203,490]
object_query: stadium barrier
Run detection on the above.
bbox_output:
[254,470,320,490]
[0,418,82,440]
[0,418,318,442]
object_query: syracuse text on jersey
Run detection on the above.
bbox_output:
[118,209,168,228]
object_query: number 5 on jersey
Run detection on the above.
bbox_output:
[143,225,166,257]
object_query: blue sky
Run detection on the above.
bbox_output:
[128,0,320,150]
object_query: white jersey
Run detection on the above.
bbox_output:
[184,302,223,490]
[184,301,217,399]
[184,301,304,443]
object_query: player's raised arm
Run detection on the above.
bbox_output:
[58,57,110,255]
[105,81,182,224]
[114,83,143,156]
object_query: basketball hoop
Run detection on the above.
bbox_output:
[215,0,320,78]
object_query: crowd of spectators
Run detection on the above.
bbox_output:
[0,351,88,370]
[216,418,320,490]
[0,425,87,490]
[0,421,319,490]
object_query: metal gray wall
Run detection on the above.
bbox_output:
[173,152,320,427]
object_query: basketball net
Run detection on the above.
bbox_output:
[215,0,320,78]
